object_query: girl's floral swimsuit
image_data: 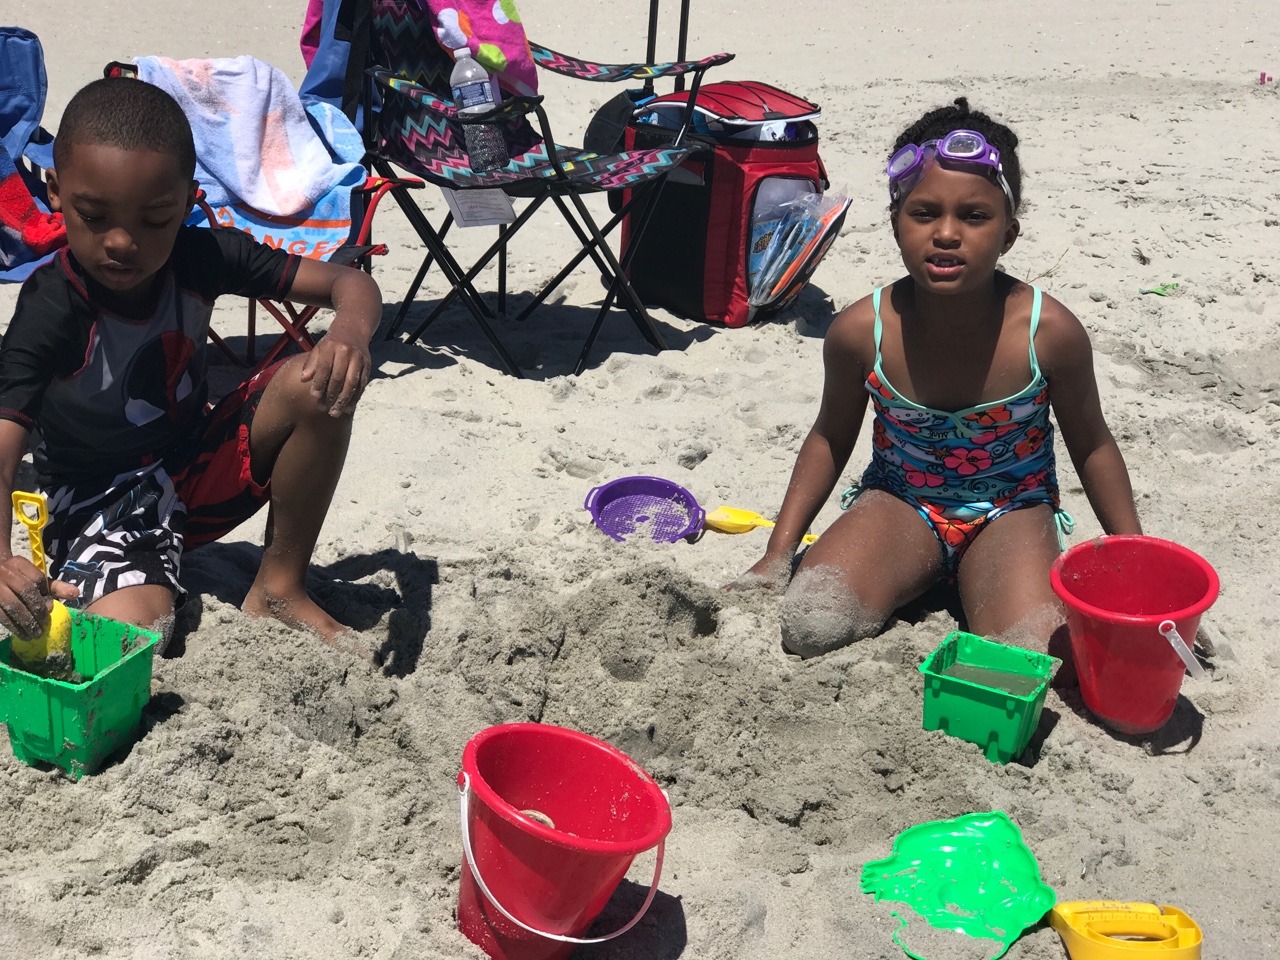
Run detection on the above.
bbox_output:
[841,285,1074,573]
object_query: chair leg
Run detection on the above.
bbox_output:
[374,158,495,327]
[399,222,522,376]
[384,252,434,341]
[247,298,258,365]
[385,176,495,324]
[241,300,320,377]
[596,175,675,351]
[403,198,544,343]
[498,231,507,318]
[573,187,665,374]
[209,327,246,368]
[565,190,667,351]
[574,280,622,375]
[572,191,664,372]
[375,163,524,377]
[510,203,612,324]
[550,194,614,278]
[383,213,454,341]
[510,195,636,326]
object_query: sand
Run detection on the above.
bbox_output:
[1,0,1279,957]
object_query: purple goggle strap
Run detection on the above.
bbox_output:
[887,131,1015,209]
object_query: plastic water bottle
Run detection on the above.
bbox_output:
[450,46,508,172]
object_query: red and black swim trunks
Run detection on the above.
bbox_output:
[43,361,284,606]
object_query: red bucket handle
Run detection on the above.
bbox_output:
[458,772,666,945]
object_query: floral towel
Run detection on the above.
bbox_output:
[416,0,538,97]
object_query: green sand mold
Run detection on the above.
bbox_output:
[860,811,1056,960]
[0,610,158,779]
[919,631,1060,764]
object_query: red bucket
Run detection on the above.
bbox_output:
[456,723,671,960]
[1050,536,1219,735]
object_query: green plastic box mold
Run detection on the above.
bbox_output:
[0,609,158,779]
[919,631,1060,764]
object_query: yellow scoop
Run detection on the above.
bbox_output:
[704,505,819,545]
[9,491,73,676]
[1049,902,1202,960]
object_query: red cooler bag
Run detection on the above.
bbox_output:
[620,80,835,327]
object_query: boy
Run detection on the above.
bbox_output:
[0,77,383,654]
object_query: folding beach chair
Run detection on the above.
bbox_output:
[189,179,411,376]
[0,26,64,284]
[106,57,419,377]
[320,0,732,376]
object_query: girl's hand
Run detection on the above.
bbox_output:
[300,331,372,417]
[1037,293,1142,535]
[0,556,78,641]
[725,552,793,592]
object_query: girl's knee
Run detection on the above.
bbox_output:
[779,566,885,659]
[985,600,1065,654]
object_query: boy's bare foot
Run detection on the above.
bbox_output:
[242,585,372,661]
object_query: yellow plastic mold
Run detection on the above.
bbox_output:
[1049,902,1202,960]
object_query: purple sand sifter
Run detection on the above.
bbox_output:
[584,476,705,543]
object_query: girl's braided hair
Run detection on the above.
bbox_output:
[891,97,1022,212]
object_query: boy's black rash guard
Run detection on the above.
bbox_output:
[0,227,299,485]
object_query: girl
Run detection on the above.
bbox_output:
[739,98,1142,659]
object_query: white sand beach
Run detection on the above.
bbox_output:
[1,0,1278,957]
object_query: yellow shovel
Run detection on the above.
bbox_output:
[9,491,73,676]
[704,505,819,545]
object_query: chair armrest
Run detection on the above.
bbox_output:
[358,175,424,194]
[530,45,734,83]
[352,176,422,245]
[369,68,542,124]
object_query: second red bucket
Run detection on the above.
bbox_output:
[456,723,672,960]
[1050,535,1219,735]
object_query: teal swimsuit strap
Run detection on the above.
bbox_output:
[1027,285,1044,380]
[874,285,1045,383]
[1054,508,1076,549]
[872,286,885,367]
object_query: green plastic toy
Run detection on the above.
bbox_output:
[1139,282,1180,296]
[0,609,158,779]
[860,811,1056,960]
[919,631,1060,764]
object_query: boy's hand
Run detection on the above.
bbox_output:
[0,556,79,641]
[299,330,372,417]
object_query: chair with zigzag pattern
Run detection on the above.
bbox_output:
[312,0,732,376]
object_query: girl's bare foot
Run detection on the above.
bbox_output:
[242,585,372,660]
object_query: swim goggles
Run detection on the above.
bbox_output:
[887,128,1015,209]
